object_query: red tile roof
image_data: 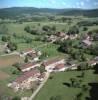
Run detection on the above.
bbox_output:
[54,63,65,70]
[27,52,37,58]
[42,58,64,67]
[20,62,39,70]
[23,48,33,53]
[15,69,40,83]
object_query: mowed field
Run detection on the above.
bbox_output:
[0,54,23,80]
[34,70,98,100]
[0,54,23,68]
[0,71,9,80]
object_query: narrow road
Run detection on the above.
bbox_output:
[29,72,50,100]
[0,51,20,57]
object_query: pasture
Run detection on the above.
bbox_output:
[34,70,98,100]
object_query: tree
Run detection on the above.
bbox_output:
[25,38,32,43]
[24,56,29,63]
[24,26,31,33]
[42,25,51,32]
[80,53,87,61]
[70,78,76,87]
[38,66,46,73]
[68,26,79,35]
[7,42,17,51]
[78,62,89,70]
[2,35,10,42]
[12,96,20,100]
[75,92,83,100]
[82,84,89,92]
[30,29,38,35]
[58,40,72,53]
[13,63,20,70]
[83,27,88,31]
[52,25,56,32]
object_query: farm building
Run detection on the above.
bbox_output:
[42,58,65,72]
[8,69,41,91]
[19,62,41,72]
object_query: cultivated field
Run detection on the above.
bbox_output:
[0,71,9,80]
[0,54,23,68]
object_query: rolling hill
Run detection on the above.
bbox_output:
[0,7,98,19]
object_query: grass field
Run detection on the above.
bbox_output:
[34,70,98,100]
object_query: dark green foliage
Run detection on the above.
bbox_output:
[2,35,11,42]
[30,29,38,35]
[24,56,29,63]
[77,20,98,27]
[7,41,17,51]
[75,92,83,100]
[24,26,31,33]
[38,66,46,73]
[12,96,21,100]
[83,27,88,31]
[68,26,79,35]
[82,84,89,91]
[77,62,89,70]
[42,25,51,32]
[13,63,20,70]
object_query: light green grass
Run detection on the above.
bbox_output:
[34,70,98,100]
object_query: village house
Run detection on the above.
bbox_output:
[46,35,57,43]
[65,61,78,70]
[82,39,92,47]
[55,32,66,37]
[94,56,98,62]
[20,48,36,56]
[42,58,65,72]
[69,34,78,40]
[53,63,66,72]
[20,48,42,61]
[88,60,97,67]
[19,62,41,72]
[27,52,39,61]
[8,69,41,92]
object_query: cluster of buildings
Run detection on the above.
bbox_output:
[45,32,78,43]
[8,48,79,92]
[7,31,98,92]
[8,47,98,92]
[20,48,42,62]
[81,32,98,47]
[81,34,93,47]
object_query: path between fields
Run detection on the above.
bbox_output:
[29,72,50,100]
[34,43,51,49]
[0,51,20,57]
